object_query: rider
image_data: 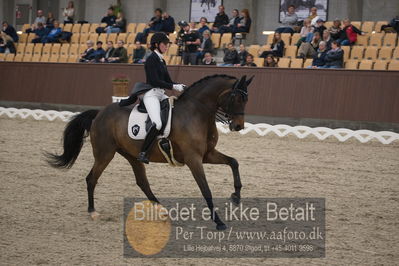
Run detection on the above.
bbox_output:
[119,32,186,164]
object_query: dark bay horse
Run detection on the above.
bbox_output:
[47,74,253,230]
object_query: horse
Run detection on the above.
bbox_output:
[46,74,253,230]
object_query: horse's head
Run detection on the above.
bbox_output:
[219,75,254,131]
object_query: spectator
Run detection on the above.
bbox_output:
[212,5,229,32]
[26,22,47,43]
[197,29,213,63]
[202,52,216,65]
[241,54,257,67]
[298,31,321,59]
[181,23,201,65]
[99,7,117,33]
[221,43,239,66]
[264,54,277,67]
[46,12,56,28]
[107,40,128,63]
[237,44,248,65]
[308,7,320,26]
[42,21,62,43]
[276,5,298,34]
[79,40,96,62]
[232,9,251,34]
[2,21,18,42]
[218,9,240,34]
[161,12,175,34]
[143,43,152,62]
[381,16,399,33]
[260,32,285,58]
[296,18,312,47]
[34,10,46,26]
[100,41,115,63]
[135,8,163,43]
[322,30,332,50]
[328,19,342,41]
[197,17,210,36]
[106,12,126,34]
[337,19,364,46]
[133,41,146,63]
[305,19,326,43]
[189,22,197,32]
[0,31,16,54]
[63,1,75,24]
[310,41,328,68]
[93,41,106,62]
[320,41,343,68]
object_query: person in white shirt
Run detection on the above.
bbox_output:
[33,10,46,26]
[63,1,75,24]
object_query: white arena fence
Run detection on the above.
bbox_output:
[1,107,398,145]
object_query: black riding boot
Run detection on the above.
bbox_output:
[137,124,160,164]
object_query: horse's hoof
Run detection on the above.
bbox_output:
[231,193,241,205]
[89,211,100,220]
[216,224,227,231]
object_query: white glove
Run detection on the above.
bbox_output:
[173,84,186,92]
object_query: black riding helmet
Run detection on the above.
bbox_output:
[150,32,170,52]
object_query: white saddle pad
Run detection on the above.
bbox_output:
[127,98,173,140]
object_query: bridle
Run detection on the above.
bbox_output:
[216,86,248,124]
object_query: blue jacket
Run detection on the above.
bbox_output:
[4,25,19,42]
[162,16,175,33]
[312,49,328,67]
[47,27,62,38]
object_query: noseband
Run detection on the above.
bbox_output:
[216,86,248,124]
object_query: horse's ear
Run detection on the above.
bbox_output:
[235,75,246,90]
[246,75,254,87]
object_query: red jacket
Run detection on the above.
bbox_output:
[345,25,362,44]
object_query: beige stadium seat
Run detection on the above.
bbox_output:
[100,23,107,28]
[350,46,364,60]
[42,44,52,55]
[117,33,127,43]
[304,58,313,68]
[167,44,178,56]
[21,24,31,32]
[72,24,81,34]
[108,33,118,44]
[364,46,378,60]
[19,33,28,43]
[290,58,303,68]
[31,54,41,62]
[392,47,399,60]
[0,53,5,61]
[59,23,64,30]
[136,23,147,33]
[351,21,361,29]
[388,60,399,70]
[169,33,177,44]
[126,33,137,44]
[266,34,274,44]
[80,23,90,33]
[126,23,136,33]
[24,43,34,55]
[16,43,26,54]
[173,56,182,65]
[247,45,260,56]
[290,33,301,45]
[373,60,388,70]
[374,21,388,33]
[89,24,99,33]
[324,21,333,29]
[163,55,171,64]
[33,43,43,55]
[280,33,291,46]
[60,44,70,55]
[5,54,15,61]
[27,33,36,43]
[358,60,373,70]
[356,35,369,46]
[383,33,397,47]
[63,23,73,32]
[40,55,50,62]
[126,45,135,58]
[211,33,221,48]
[14,54,24,62]
[341,46,350,61]
[22,54,32,62]
[88,33,98,43]
[220,33,232,48]
[71,33,80,44]
[146,33,154,44]
[284,45,297,58]
[361,21,374,34]
[67,55,78,63]
[345,59,359,69]
[259,45,271,56]
[79,33,89,44]
[69,44,79,56]
[253,57,264,67]
[378,47,393,60]
[369,33,384,47]
[98,34,107,44]
[277,58,290,68]
[78,45,87,55]
[49,55,59,63]
[51,43,61,55]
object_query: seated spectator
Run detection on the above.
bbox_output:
[264,54,277,67]
[34,10,46,26]
[133,41,146,63]
[161,12,175,34]
[100,41,115,63]
[296,18,312,47]
[381,16,399,33]
[143,43,152,62]
[97,7,117,33]
[136,8,164,43]
[41,21,62,43]
[320,41,343,68]
[218,9,240,34]
[220,43,239,66]
[237,44,248,65]
[46,12,55,28]
[202,52,216,65]
[189,22,197,32]
[0,31,16,54]
[2,21,18,42]
[298,31,321,59]
[233,9,251,34]
[308,7,320,26]
[93,41,105,62]
[275,5,298,34]
[241,54,257,67]
[107,40,128,63]
[63,1,75,24]
[197,30,213,63]
[181,22,201,65]
[322,30,332,50]
[328,20,342,41]
[305,19,326,43]
[310,41,328,68]
[212,5,229,32]
[79,40,96,62]
[260,32,285,58]
[197,17,210,36]
[337,19,364,46]
[26,22,47,43]
[106,12,126,34]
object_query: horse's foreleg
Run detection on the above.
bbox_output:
[203,149,242,205]
[186,156,226,230]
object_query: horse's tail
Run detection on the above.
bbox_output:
[46,109,99,169]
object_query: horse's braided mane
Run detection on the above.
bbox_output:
[179,74,237,97]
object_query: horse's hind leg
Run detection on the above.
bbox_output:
[118,151,159,203]
[203,149,242,205]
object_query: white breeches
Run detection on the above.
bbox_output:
[142,88,168,130]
